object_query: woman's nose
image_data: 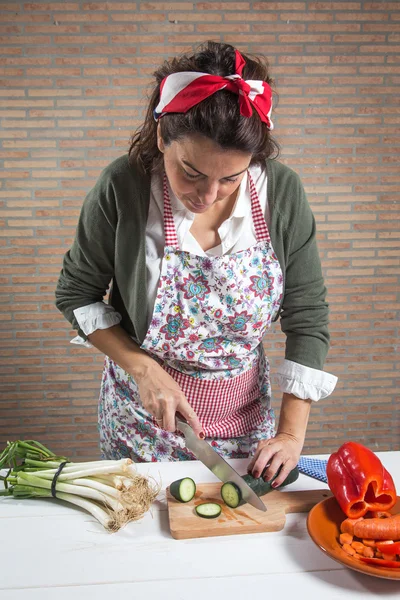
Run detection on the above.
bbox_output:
[196,180,219,205]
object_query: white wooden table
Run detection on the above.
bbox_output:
[1,452,400,599]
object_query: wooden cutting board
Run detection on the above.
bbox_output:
[166,483,332,539]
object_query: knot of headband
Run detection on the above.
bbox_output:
[154,50,273,130]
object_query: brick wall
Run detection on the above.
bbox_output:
[0,1,399,460]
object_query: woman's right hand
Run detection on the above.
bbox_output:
[86,325,204,438]
[135,361,204,439]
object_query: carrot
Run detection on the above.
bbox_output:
[342,543,356,556]
[339,532,353,545]
[382,553,398,561]
[353,514,400,540]
[340,517,364,535]
[363,546,375,558]
[351,541,366,554]
[362,539,376,547]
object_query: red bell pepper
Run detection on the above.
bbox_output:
[327,441,397,519]
[376,541,400,555]
[360,556,400,569]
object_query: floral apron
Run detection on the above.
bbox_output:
[99,172,283,462]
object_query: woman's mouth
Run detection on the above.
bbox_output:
[187,199,208,211]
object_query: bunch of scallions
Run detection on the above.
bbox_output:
[0,440,160,532]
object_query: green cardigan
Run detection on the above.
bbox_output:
[55,154,330,370]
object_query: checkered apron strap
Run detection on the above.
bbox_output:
[163,174,179,248]
[248,172,270,243]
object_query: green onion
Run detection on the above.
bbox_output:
[0,440,160,532]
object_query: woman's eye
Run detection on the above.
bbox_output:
[183,170,238,184]
[184,171,199,179]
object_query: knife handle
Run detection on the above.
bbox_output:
[176,412,204,439]
[175,412,188,426]
[175,413,188,434]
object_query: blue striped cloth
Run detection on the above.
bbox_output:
[297,456,328,483]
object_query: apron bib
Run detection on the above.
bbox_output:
[99,172,283,461]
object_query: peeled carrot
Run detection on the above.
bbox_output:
[354,514,400,540]
[351,541,366,554]
[339,532,353,545]
[340,517,364,535]
[382,552,397,561]
[342,543,356,556]
[363,546,375,558]
[363,539,376,547]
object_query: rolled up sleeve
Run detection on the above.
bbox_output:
[276,359,338,401]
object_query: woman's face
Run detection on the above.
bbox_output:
[157,128,252,214]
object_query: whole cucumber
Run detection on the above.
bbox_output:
[241,465,299,499]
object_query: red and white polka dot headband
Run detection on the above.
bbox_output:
[154,50,274,130]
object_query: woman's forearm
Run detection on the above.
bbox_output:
[277,392,312,445]
[87,325,156,382]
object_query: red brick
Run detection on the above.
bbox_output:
[309,23,360,32]
[254,2,305,8]
[141,2,193,8]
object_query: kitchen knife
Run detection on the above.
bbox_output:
[176,415,267,513]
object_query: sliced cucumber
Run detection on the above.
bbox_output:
[170,477,196,503]
[195,502,222,519]
[221,481,242,508]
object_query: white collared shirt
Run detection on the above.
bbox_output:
[72,164,337,401]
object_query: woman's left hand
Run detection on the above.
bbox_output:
[247,432,303,487]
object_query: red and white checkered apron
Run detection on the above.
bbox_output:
[98,171,283,462]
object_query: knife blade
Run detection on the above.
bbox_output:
[176,416,267,513]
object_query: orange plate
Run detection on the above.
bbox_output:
[307,495,400,580]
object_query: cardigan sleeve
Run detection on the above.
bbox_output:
[55,168,118,341]
[278,171,331,372]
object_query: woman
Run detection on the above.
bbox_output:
[56,41,337,488]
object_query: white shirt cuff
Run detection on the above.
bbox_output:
[72,302,122,341]
[275,359,338,401]
[70,335,94,348]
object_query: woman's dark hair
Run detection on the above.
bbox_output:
[129,40,279,174]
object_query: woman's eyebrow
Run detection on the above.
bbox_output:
[182,159,249,179]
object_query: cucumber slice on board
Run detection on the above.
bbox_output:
[221,481,242,508]
[169,477,196,503]
[195,502,222,519]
